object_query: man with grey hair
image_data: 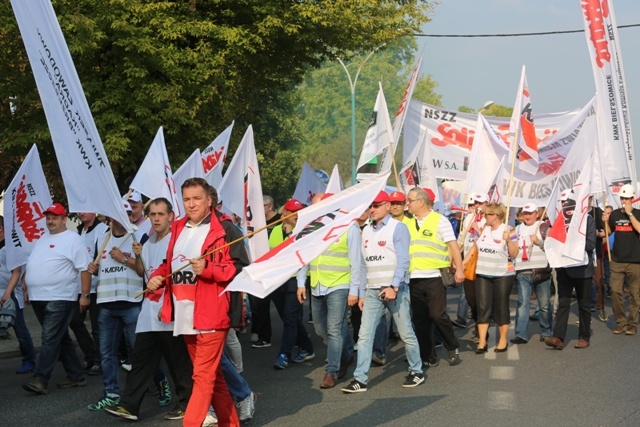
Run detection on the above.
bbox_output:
[406,187,464,367]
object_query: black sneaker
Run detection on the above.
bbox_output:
[402,372,426,388]
[164,404,186,420]
[341,380,368,393]
[423,358,439,369]
[451,318,467,328]
[251,340,271,348]
[446,349,460,366]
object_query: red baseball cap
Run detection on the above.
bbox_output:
[43,203,67,216]
[389,191,406,203]
[283,199,304,212]
[373,191,390,204]
[423,188,436,203]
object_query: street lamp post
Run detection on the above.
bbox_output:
[336,44,386,185]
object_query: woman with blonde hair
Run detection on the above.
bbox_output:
[463,203,519,353]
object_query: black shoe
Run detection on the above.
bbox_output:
[446,349,460,366]
[423,358,439,369]
[474,345,488,354]
[251,340,271,348]
[510,337,528,345]
[451,318,467,328]
[494,345,508,353]
[341,380,367,393]
[402,372,426,388]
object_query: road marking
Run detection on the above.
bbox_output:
[488,391,516,410]
[490,366,515,380]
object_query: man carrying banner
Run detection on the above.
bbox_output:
[296,192,360,389]
[147,178,250,427]
[342,191,424,393]
[22,203,91,395]
[87,202,144,410]
[103,198,193,422]
[545,190,596,349]
[406,187,464,367]
[604,184,640,336]
[70,212,108,376]
[511,203,552,345]
[269,199,315,370]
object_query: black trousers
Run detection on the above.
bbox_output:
[476,275,514,325]
[249,294,272,342]
[553,269,592,342]
[410,277,459,361]
[69,293,100,364]
[120,331,193,415]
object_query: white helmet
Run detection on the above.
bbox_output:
[619,184,635,198]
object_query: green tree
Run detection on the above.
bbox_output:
[0,0,434,201]
[295,39,442,186]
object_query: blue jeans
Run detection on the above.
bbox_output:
[99,305,141,396]
[310,289,353,376]
[353,286,422,385]
[220,352,251,401]
[12,294,36,365]
[373,312,389,358]
[271,278,313,357]
[456,287,469,321]
[31,300,84,386]
[515,273,552,340]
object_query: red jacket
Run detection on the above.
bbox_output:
[152,210,249,331]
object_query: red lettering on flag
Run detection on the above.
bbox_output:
[16,176,45,242]
[582,0,611,68]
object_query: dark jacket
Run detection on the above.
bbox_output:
[563,215,596,279]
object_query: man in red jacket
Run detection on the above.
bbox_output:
[147,178,249,427]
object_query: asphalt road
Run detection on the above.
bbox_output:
[1,288,639,427]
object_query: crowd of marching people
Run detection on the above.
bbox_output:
[1,177,640,426]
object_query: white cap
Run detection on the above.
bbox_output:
[619,183,635,198]
[466,194,475,205]
[473,193,488,203]
[522,203,538,213]
[560,189,574,201]
[124,190,142,203]
[123,201,132,212]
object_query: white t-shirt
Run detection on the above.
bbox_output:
[171,223,209,336]
[25,230,91,301]
[136,232,173,333]
[78,221,109,293]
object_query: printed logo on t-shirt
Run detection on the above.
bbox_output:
[378,240,387,247]
[50,245,55,248]
[172,270,197,285]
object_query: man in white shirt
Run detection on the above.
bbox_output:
[22,203,92,395]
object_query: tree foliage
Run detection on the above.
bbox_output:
[0,0,434,201]
[295,39,442,185]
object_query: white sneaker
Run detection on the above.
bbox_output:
[202,408,217,427]
[250,333,259,343]
[236,391,256,422]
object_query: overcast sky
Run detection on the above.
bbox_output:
[417,0,640,172]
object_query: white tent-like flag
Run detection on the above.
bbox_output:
[380,54,423,173]
[3,145,52,271]
[202,122,234,189]
[580,0,636,191]
[173,149,206,192]
[357,83,394,170]
[325,165,343,195]
[10,0,131,232]
[509,65,539,175]
[217,126,269,260]
[545,155,594,268]
[292,162,326,205]
[129,127,183,217]
[225,173,389,298]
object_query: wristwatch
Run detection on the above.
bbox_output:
[122,254,130,265]
[81,293,91,299]
[390,285,399,293]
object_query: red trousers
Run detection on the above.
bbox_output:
[183,331,239,427]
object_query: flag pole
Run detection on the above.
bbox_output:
[388,141,401,189]
[504,123,520,225]
[134,211,298,299]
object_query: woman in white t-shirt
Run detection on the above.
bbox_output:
[464,203,519,354]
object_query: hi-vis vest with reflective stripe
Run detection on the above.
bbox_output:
[362,218,398,288]
[268,224,286,249]
[409,212,450,271]
[309,232,350,288]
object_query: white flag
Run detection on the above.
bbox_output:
[292,162,326,205]
[357,83,394,170]
[380,54,423,173]
[509,66,539,175]
[325,165,343,195]
[581,0,636,190]
[173,149,205,192]
[129,127,183,218]
[544,155,593,268]
[202,122,234,189]
[3,145,52,270]
[10,0,131,232]
[226,173,389,298]
[217,126,269,260]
